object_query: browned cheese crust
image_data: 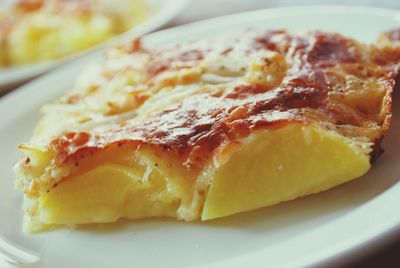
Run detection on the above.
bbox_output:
[50,29,399,176]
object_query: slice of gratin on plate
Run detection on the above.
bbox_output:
[15,28,399,232]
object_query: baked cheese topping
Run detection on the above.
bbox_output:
[48,30,395,169]
[372,28,400,74]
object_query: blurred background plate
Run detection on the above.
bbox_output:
[0,0,191,94]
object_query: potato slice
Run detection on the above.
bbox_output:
[202,123,370,219]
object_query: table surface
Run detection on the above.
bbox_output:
[1,0,400,267]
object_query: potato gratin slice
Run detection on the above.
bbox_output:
[15,29,399,232]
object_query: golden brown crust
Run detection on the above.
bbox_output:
[15,0,44,11]
[49,29,397,171]
[371,28,400,77]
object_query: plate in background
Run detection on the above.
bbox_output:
[0,0,190,93]
[0,6,400,268]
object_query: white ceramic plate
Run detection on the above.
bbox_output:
[0,0,190,93]
[1,6,400,268]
